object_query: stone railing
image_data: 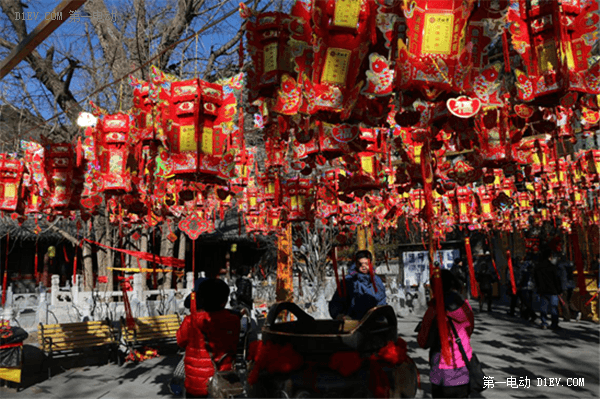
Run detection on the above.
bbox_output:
[1,272,196,332]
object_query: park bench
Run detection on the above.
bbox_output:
[120,314,181,352]
[38,320,119,378]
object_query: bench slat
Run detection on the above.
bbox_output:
[45,340,114,351]
[121,314,181,345]
[42,333,114,343]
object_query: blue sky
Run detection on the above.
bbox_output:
[1,0,250,125]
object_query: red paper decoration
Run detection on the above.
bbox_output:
[0,154,24,212]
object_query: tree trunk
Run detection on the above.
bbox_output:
[161,219,175,290]
[94,214,109,292]
[83,223,94,292]
[140,227,149,290]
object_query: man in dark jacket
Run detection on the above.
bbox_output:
[475,252,497,312]
[329,250,387,320]
[534,249,563,330]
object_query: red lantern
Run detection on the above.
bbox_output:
[98,113,134,193]
[476,187,495,222]
[43,142,74,210]
[395,0,476,98]
[0,154,24,212]
[163,79,225,179]
[283,177,314,222]
[244,11,293,101]
[508,0,600,101]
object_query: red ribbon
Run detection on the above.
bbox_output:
[369,258,378,294]
[432,266,451,366]
[502,29,511,73]
[2,234,9,306]
[465,237,479,298]
[571,228,588,298]
[34,241,39,284]
[82,238,184,268]
[506,250,517,295]
[72,243,80,286]
[63,245,70,263]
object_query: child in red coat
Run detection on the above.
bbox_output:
[177,278,240,398]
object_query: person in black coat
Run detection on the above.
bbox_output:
[534,248,563,330]
[475,252,497,312]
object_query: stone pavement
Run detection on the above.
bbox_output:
[1,302,598,398]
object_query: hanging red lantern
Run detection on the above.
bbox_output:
[283,177,314,222]
[98,113,134,193]
[43,142,75,210]
[310,0,377,112]
[0,154,24,212]
[395,0,476,98]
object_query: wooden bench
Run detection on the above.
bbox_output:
[38,320,118,378]
[120,314,181,352]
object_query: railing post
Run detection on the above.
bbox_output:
[72,274,80,305]
[51,274,60,307]
[133,273,144,302]
[186,272,194,291]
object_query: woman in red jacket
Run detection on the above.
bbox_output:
[177,278,241,398]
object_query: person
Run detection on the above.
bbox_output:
[183,264,227,310]
[508,256,522,317]
[450,257,468,298]
[176,278,241,398]
[231,265,253,312]
[417,270,475,398]
[534,246,563,330]
[328,250,387,320]
[518,253,537,322]
[474,252,497,312]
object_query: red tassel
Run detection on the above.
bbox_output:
[490,253,501,282]
[369,258,378,293]
[465,237,479,298]
[123,284,135,330]
[220,205,224,221]
[571,228,588,298]
[63,245,70,263]
[259,263,266,279]
[506,250,517,295]
[2,234,9,306]
[432,266,452,366]
[76,136,83,168]
[192,239,196,279]
[502,29,511,73]
[34,241,39,284]
[331,248,342,296]
[72,244,78,286]
[275,176,280,207]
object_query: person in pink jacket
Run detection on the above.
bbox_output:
[417,270,475,398]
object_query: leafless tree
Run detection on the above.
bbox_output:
[0,0,273,290]
[292,221,336,301]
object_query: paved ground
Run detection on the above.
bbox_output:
[1,301,598,398]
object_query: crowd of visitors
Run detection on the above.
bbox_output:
[171,240,592,398]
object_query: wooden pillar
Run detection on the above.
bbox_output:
[276,223,293,303]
